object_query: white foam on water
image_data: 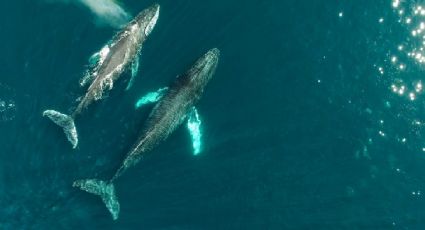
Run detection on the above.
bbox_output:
[0,84,16,122]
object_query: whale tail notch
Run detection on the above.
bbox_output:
[73,179,120,220]
[43,110,78,148]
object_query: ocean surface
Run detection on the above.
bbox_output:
[3,0,425,229]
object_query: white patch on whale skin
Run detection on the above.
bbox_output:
[102,77,114,91]
[81,44,110,87]
[99,46,110,63]
[144,6,159,36]
[94,76,114,100]
[131,24,139,33]
[94,60,126,100]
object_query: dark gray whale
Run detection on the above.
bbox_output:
[43,4,160,148]
[73,48,220,220]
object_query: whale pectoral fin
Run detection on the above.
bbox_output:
[135,87,168,109]
[125,55,140,91]
[186,107,202,155]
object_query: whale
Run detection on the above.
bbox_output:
[73,48,220,220]
[43,4,160,148]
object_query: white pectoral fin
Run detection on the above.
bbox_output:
[125,55,140,91]
[135,87,168,109]
[187,107,202,155]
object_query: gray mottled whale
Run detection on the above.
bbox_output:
[43,4,160,148]
[73,48,220,220]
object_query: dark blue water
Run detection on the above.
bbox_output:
[2,0,425,229]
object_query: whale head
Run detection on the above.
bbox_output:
[133,3,160,37]
[191,48,220,84]
[183,48,220,94]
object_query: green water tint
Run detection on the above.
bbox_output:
[187,107,202,155]
[135,87,168,108]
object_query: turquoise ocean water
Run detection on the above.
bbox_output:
[2,0,425,229]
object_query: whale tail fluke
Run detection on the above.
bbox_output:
[73,179,120,220]
[43,110,78,148]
